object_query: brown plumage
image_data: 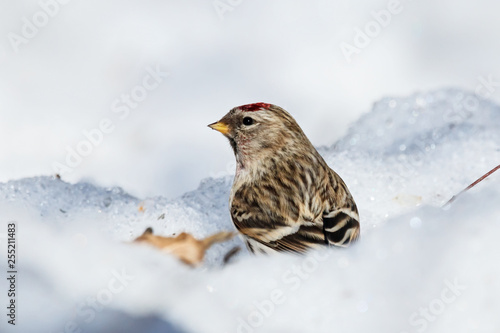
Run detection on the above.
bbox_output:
[209,103,360,254]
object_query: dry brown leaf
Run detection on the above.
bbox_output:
[133,227,235,266]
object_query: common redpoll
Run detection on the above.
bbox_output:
[209,103,360,254]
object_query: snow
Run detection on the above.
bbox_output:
[1,89,500,333]
[2,0,500,199]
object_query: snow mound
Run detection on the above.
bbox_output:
[1,89,499,333]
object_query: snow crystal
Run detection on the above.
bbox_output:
[0,89,499,333]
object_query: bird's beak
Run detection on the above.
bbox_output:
[208,121,230,135]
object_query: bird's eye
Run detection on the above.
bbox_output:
[243,117,254,126]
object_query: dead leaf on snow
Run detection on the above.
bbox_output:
[133,227,235,266]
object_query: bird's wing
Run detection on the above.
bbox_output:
[322,209,360,247]
[240,224,327,254]
[231,204,326,254]
[321,169,360,247]
[268,225,327,253]
[230,165,360,253]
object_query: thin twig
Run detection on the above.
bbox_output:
[444,164,500,207]
[223,246,241,265]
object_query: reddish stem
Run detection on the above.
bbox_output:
[444,164,500,207]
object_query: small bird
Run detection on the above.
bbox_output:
[209,103,360,254]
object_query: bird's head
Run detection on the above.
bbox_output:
[209,103,312,169]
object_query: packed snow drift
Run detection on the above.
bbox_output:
[1,89,499,333]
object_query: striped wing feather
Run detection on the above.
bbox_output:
[230,159,360,254]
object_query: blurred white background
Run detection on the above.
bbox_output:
[0,0,499,198]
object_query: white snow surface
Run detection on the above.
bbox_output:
[1,89,499,333]
[3,0,500,200]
